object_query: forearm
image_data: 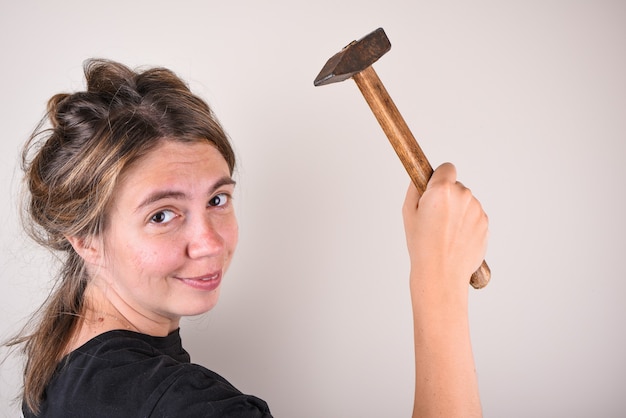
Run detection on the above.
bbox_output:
[401,164,487,417]
[410,270,482,418]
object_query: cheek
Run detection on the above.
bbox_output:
[225,218,239,255]
[130,247,162,272]
[110,235,184,280]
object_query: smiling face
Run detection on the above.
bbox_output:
[89,140,238,333]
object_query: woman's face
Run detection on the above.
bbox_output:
[95,140,238,332]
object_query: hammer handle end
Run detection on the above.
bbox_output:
[470,261,491,289]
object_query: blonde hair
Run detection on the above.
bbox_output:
[9,59,235,414]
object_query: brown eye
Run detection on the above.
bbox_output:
[150,210,175,224]
[208,193,229,207]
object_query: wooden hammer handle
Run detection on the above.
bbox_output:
[353,66,490,289]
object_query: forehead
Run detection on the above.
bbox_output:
[127,139,226,172]
[116,140,230,196]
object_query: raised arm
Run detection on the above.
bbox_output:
[402,163,488,418]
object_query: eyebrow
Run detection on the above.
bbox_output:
[134,176,236,212]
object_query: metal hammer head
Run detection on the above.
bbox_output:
[314,28,391,86]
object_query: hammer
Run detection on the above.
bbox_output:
[314,28,490,289]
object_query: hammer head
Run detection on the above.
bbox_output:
[314,28,391,86]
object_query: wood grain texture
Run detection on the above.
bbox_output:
[353,67,490,289]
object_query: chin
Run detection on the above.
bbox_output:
[177,291,221,317]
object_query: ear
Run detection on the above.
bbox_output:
[65,235,104,267]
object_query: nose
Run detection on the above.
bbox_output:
[187,216,224,259]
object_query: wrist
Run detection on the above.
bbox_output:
[409,267,470,325]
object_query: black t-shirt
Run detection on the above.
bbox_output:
[23,329,272,417]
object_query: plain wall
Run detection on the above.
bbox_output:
[1,1,625,417]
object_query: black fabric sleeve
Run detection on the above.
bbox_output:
[147,365,272,417]
[143,364,272,418]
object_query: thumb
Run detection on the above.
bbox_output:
[427,162,457,189]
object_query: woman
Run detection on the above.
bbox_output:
[10,59,488,417]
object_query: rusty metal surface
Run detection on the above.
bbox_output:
[313,28,391,86]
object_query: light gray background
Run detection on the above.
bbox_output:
[1,1,624,417]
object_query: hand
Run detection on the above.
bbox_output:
[403,163,488,292]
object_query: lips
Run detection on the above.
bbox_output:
[176,271,222,291]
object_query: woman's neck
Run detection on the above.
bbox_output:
[63,282,179,356]
[62,287,137,356]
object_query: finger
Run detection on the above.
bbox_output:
[403,181,420,212]
[427,162,457,190]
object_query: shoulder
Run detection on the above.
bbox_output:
[153,366,273,417]
[73,328,191,364]
[36,330,272,417]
